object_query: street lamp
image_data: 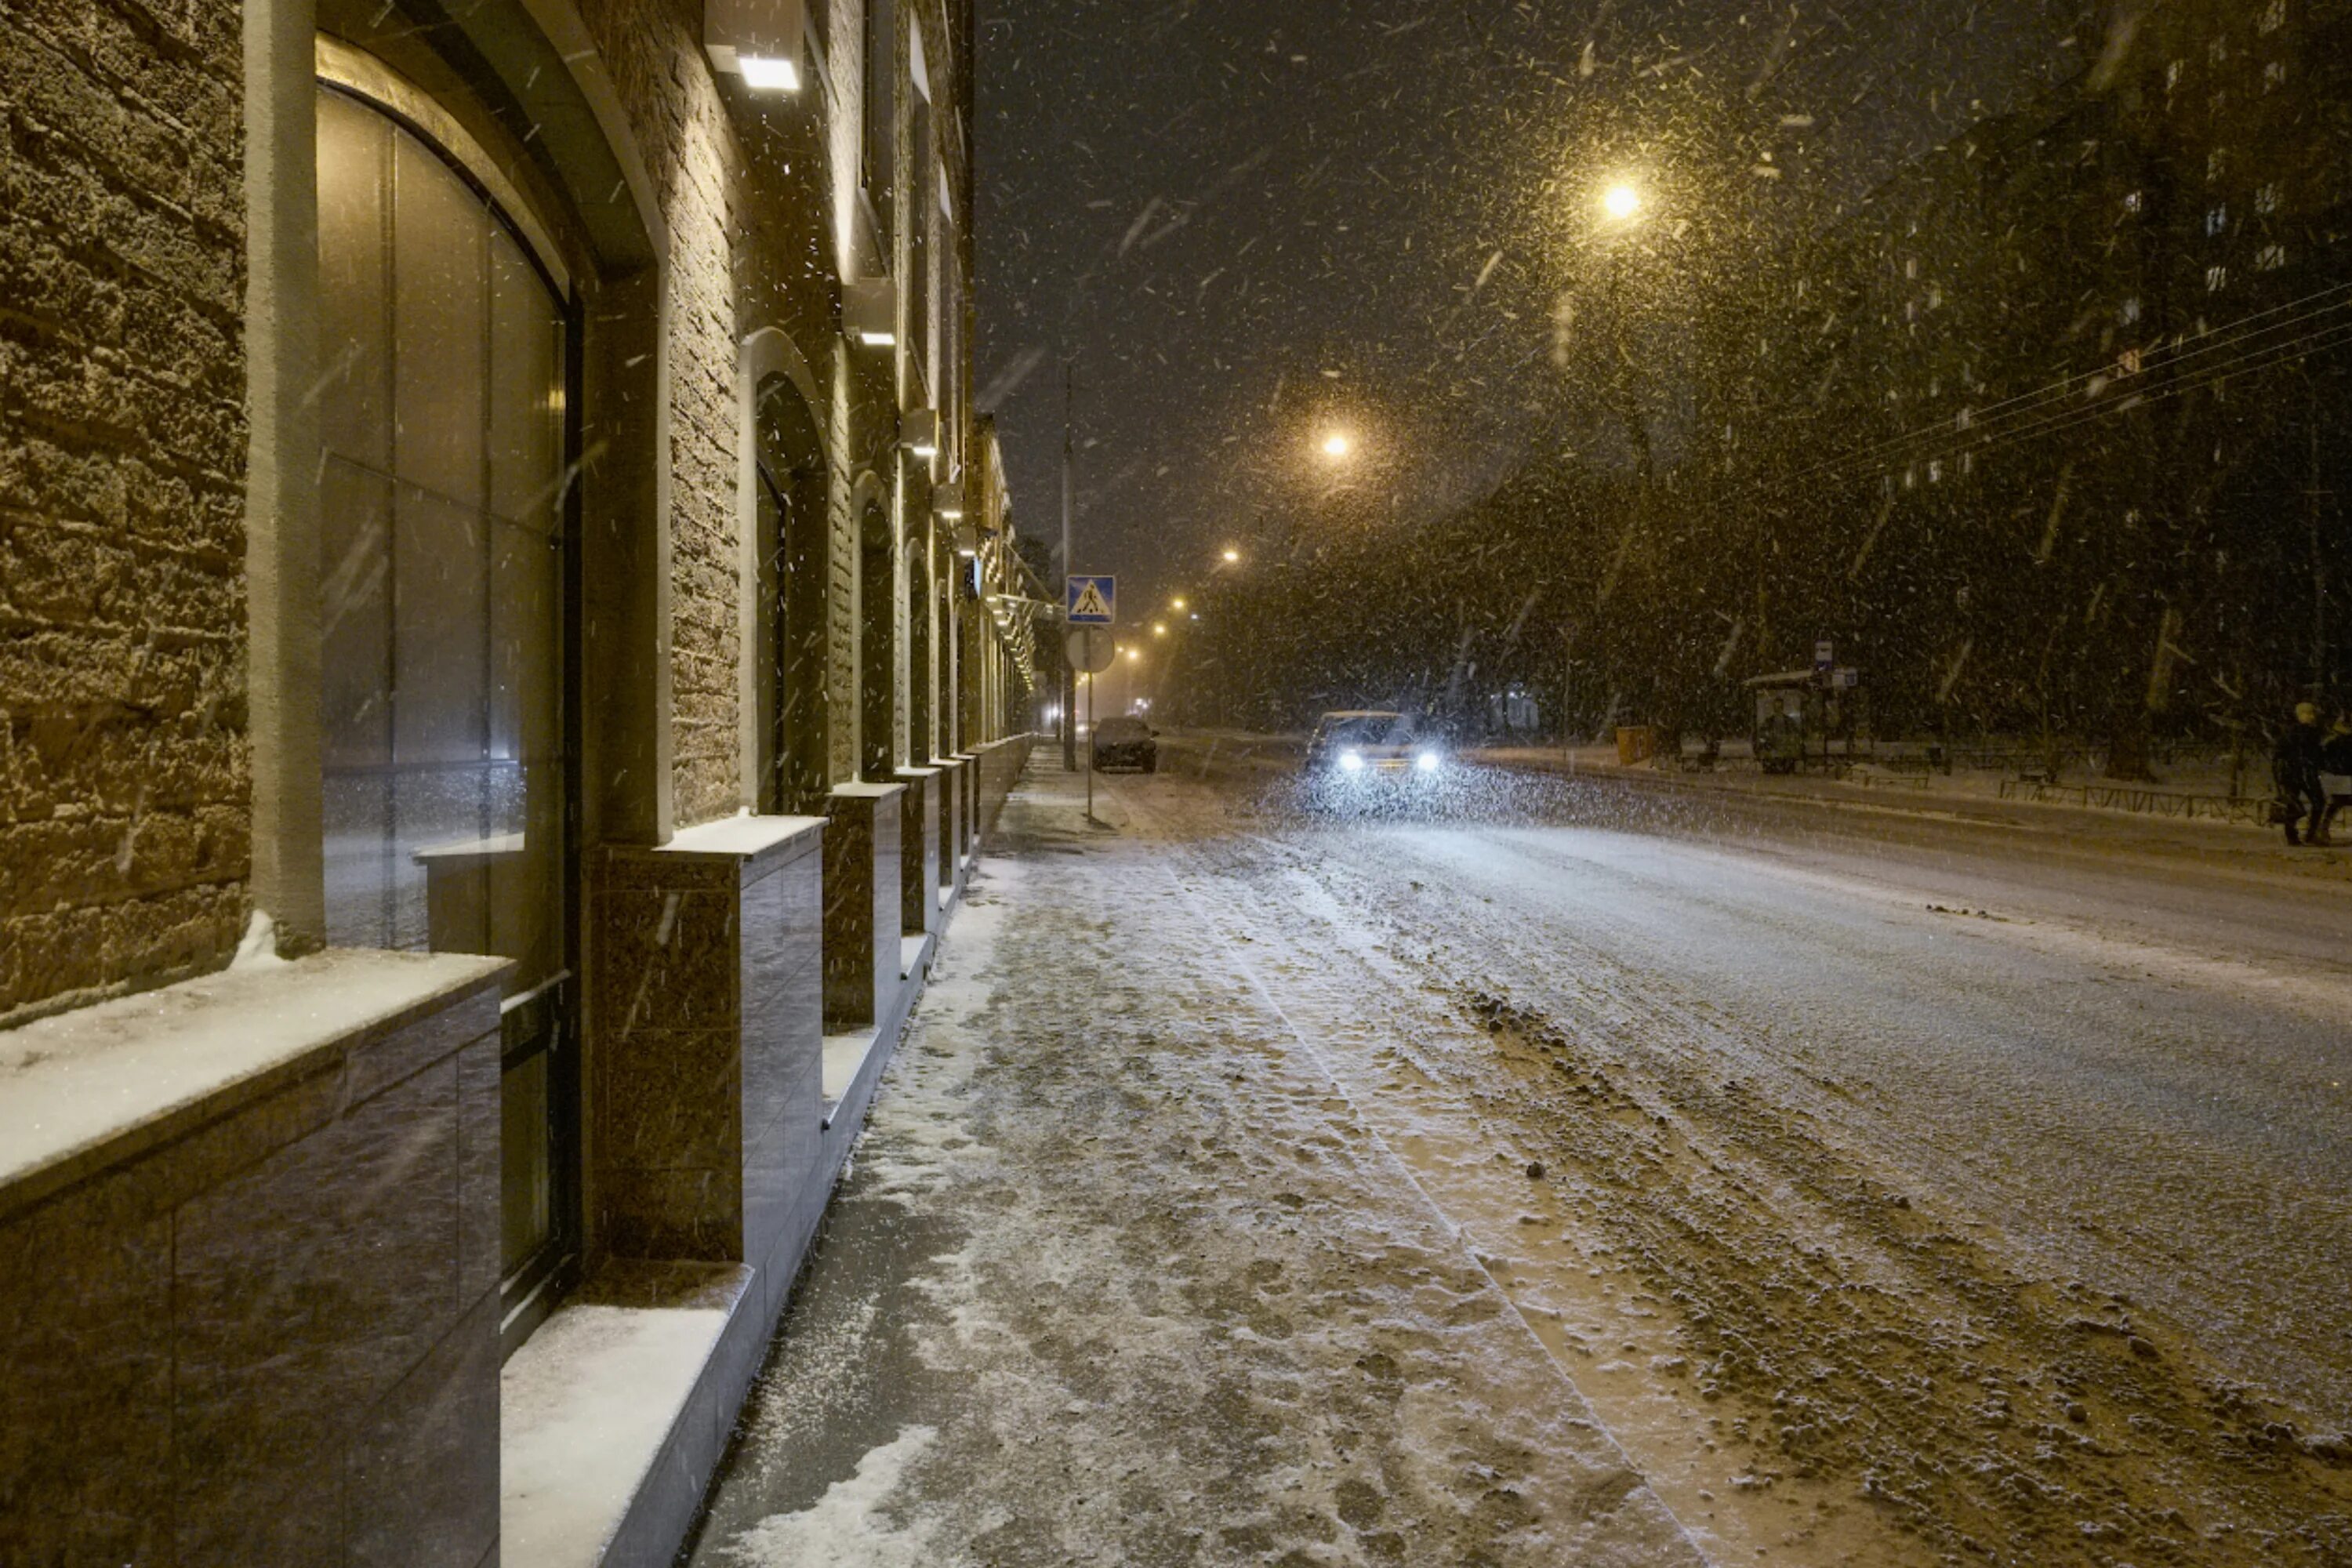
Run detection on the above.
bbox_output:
[1320,432,1352,459]
[1221,548,1240,564]
[1124,647,1142,663]
[1152,622,1167,637]
[1171,597,1188,612]
[1602,182,1643,223]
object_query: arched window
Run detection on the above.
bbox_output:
[314,62,577,1307]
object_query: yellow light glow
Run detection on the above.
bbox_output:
[1171,597,1188,611]
[1221,548,1240,564]
[1322,433,1352,459]
[738,55,800,93]
[1125,648,1142,662]
[1602,183,1643,221]
[1152,622,1167,636]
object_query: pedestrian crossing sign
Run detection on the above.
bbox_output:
[1068,575,1116,626]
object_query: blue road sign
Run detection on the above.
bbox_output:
[1068,575,1116,626]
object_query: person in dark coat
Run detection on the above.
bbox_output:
[2319,712,2352,844]
[2274,702,2329,846]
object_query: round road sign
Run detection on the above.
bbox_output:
[1065,627,1117,674]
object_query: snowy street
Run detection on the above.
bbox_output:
[688,745,2352,1566]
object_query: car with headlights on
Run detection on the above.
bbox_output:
[1302,710,1449,794]
[1090,715,1159,773]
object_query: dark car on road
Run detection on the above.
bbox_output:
[1091,716,1159,773]
[1304,710,1446,782]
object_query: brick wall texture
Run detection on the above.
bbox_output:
[585,0,748,828]
[0,0,250,1024]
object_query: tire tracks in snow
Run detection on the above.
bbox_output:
[1109,768,2352,1566]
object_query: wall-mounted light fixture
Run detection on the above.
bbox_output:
[931,482,967,521]
[845,278,897,347]
[706,0,804,92]
[901,408,939,460]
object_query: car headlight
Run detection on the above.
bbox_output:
[1416,750,1443,773]
[1338,750,1364,773]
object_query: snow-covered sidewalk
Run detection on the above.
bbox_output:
[683,766,1702,1567]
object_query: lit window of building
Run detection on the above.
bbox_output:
[2206,263,2230,292]
[2121,296,2142,325]
[2208,148,2228,181]
[2256,181,2281,214]
[2266,60,2288,90]
[2261,0,2286,34]
[2206,204,2228,236]
[2166,59,2184,90]
[2257,243,2288,270]
[2122,189,2143,214]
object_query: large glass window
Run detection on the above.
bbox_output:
[315,80,576,1317]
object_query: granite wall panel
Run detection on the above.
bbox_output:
[593,825,825,1266]
[0,975,500,1566]
[0,1164,175,1565]
[819,789,901,1031]
[347,1290,502,1568]
[895,768,938,934]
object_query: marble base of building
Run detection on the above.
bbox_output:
[893,766,942,936]
[588,816,826,1264]
[0,951,510,1568]
[815,784,906,1034]
[927,752,964,902]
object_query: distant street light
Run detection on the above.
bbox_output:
[1602,182,1643,222]
[1124,647,1142,662]
[1321,432,1352,459]
[1221,548,1241,564]
[1171,597,1188,612]
[1152,622,1167,637]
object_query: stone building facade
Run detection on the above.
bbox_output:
[1,0,1041,1559]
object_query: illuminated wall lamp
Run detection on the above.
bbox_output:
[902,408,940,459]
[844,278,897,348]
[931,482,967,522]
[705,0,803,93]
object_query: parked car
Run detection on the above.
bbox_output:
[1091,715,1159,773]
[1303,710,1447,785]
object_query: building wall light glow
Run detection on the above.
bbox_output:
[736,55,799,92]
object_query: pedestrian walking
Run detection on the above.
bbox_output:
[2318,711,2352,844]
[2272,702,2329,847]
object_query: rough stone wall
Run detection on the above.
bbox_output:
[816,0,868,789]
[583,0,744,828]
[0,0,250,1025]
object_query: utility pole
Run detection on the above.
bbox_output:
[2310,378,2331,698]
[1062,362,1078,771]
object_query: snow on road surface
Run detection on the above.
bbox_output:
[689,773,1702,1568]
[691,749,2352,1566]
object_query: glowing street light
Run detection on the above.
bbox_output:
[1221,548,1240,564]
[1152,622,1168,637]
[1124,647,1142,663]
[1171,597,1188,612]
[1321,432,1352,459]
[1602,182,1644,223]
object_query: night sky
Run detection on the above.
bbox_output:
[973,0,2095,606]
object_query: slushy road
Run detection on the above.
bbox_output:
[688,743,2350,1566]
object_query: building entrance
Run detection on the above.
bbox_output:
[314,74,579,1321]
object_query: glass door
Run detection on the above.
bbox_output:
[314,78,579,1337]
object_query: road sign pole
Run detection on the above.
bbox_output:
[1062,366,1077,774]
[1085,670,1096,822]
